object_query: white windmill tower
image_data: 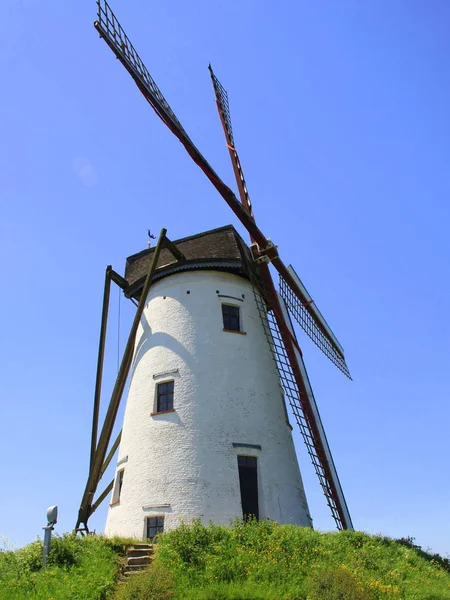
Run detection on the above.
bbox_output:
[104,226,313,539]
[75,1,353,539]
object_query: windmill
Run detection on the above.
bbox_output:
[75,0,353,537]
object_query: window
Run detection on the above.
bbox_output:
[237,456,259,519]
[222,304,240,332]
[146,516,164,541]
[117,469,124,498]
[156,381,174,412]
[238,456,257,468]
[111,469,124,505]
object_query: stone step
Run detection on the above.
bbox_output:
[129,544,153,551]
[127,548,153,558]
[127,556,152,566]
[122,570,144,579]
[119,543,155,580]
[124,564,149,573]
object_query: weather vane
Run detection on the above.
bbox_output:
[147,230,156,248]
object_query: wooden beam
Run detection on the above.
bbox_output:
[76,228,168,531]
[91,479,114,515]
[90,266,112,471]
[100,430,122,479]
[163,236,185,261]
[110,270,128,290]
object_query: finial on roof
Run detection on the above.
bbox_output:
[147,229,156,249]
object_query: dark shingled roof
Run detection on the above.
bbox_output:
[124,225,255,299]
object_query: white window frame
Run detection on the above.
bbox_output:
[111,468,125,506]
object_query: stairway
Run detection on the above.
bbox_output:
[121,543,154,578]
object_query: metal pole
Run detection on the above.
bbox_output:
[76,228,167,531]
[42,526,53,567]
[42,506,58,566]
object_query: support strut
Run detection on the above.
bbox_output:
[91,479,114,515]
[100,430,122,479]
[76,228,168,532]
[90,266,112,471]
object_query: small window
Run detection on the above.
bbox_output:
[118,469,124,497]
[146,516,164,541]
[222,304,240,332]
[157,381,174,412]
[112,469,124,505]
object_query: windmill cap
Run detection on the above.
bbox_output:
[124,225,254,300]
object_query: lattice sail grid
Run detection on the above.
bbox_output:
[210,69,234,145]
[279,275,351,379]
[96,0,190,140]
[209,67,253,216]
[252,288,345,530]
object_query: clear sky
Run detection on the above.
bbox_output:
[1,0,449,555]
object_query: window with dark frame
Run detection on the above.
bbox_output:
[146,516,164,541]
[156,381,174,413]
[222,304,240,332]
[237,456,259,520]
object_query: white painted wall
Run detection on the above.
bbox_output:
[105,269,312,539]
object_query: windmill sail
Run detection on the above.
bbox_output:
[279,267,351,379]
[208,68,351,379]
[94,3,353,375]
[95,0,189,141]
[94,0,354,530]
[252,280,353,531]
[277,295,353,530]
[94,0,255,235]
[209,65,353,529]
[209,66,253,218]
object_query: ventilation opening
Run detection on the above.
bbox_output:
[237,456,259,520]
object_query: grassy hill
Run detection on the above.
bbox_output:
[1,520,449,599]
[0,534,127,600]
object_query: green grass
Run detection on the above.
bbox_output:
[149,520,450,600]
[3,522,450,600]
[0,534,134,600]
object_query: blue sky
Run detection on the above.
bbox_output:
[1,0,449,555]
